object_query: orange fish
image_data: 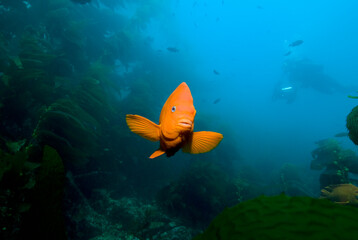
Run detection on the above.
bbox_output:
[126,82,223,158]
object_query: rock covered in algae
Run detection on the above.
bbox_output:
[310,138,358,188]
[347,105,358,145]
[193,194,358,240]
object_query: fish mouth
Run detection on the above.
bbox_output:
[177,119,193,128]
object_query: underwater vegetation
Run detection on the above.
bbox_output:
[0,145,66,239]
[310,138,358,189]
[193,194,358,240]
[33,98,100,167]
[21,145,66,239]
[348,91,358,99]
[0,0,174,238]
[0,31,64,140]
[3,0,357,239]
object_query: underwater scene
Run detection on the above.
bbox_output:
[1,0,358,239]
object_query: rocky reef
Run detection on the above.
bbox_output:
[64,186,197,240]
[310,138,358,188]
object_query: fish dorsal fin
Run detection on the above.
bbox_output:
[149,149,165,159]
[183,131,223,154]
[126,114,160,142]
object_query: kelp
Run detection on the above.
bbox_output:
[72,62,119,123]
[0,150,26,184]
[9,32,55,91]
[18,38,55,78]
[62,20,86,49]
[0,147,41,188]
[0,140,42,240]
[0,29,69,140]
[33,98,100,167]
[348,92,358,99]
[129,0,166,30]
[20,145,66,239]
[0,1,195,238]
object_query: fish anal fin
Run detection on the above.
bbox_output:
[183,131,223,154]
[149,149,165,159]
[126,114,160,141]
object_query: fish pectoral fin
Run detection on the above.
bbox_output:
[126,114,160,141]
[183,131,223,154]
[149,149,165,159]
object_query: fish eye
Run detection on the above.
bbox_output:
[171,106,176,112]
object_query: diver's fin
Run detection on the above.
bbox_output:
[182,131,223,154]
[126,114,160,141]
[149,149,165,159]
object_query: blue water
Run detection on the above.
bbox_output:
[141,0,358,174]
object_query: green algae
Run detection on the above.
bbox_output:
[193,194,358,240]
[20,145,66,239]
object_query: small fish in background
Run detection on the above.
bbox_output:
[284,51,291,56]
[289,40,304,47]
[216,17,220,22]
[167,47,179,53]
[257,5,264,9]
[334,132,349,137]
[213,98,221,104]
[126,82,223,159]
[213,69,220,75]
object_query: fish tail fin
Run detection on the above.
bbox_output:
[126,114,160,141]
[182,131,223,154]
[149,149,165,159]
